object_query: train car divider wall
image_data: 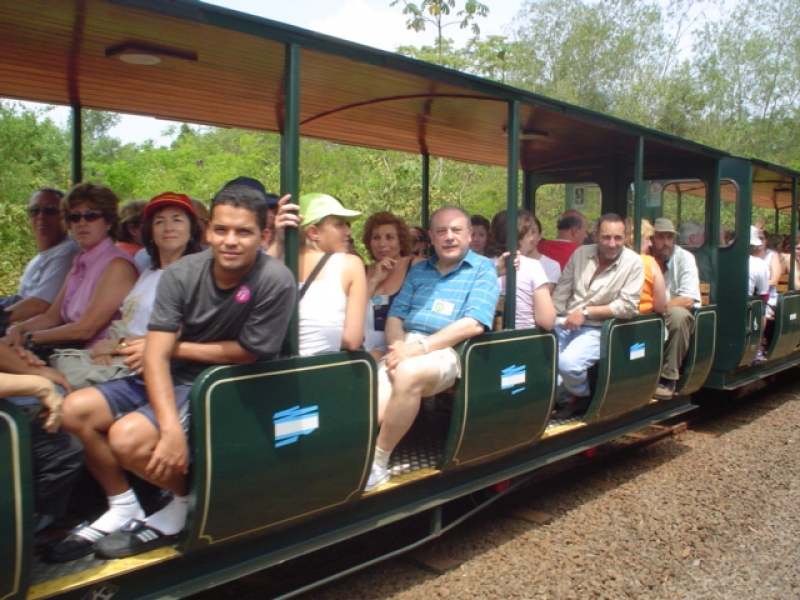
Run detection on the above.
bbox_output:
[0,401,30,600]
[586,315,665,423]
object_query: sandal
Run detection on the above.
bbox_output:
[94,518,179,559]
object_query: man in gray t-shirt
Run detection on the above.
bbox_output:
[49,186,295,562]
[148,247,294,384]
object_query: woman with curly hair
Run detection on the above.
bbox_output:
[362,211,422,358]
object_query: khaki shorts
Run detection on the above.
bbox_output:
[378,332,461,395]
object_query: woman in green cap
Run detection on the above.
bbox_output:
[270,193,368,356]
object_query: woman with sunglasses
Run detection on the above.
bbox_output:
[3,182,138,354]
[47,192,204,388]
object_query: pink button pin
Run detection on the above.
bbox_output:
[235,285,251,303]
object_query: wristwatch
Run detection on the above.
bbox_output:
[23,331,36,351]
[582,307,589,318]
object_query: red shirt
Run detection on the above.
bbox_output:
[538,239,579,270]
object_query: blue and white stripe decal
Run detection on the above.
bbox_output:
[273,405,320,447]
[500,364,526,395]
[629,342,645,360]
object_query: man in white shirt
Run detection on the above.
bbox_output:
[650,218,701,400]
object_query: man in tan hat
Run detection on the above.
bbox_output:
[650,217,701,400]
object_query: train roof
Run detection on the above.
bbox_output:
[1,0,798,210]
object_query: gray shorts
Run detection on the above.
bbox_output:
[94,375,191,434]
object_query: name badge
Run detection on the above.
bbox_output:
[372,294,390,307]
[431,299,455,316]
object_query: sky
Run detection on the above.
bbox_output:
[35,0,526,145]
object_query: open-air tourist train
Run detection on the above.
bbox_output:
[1,1,798,599]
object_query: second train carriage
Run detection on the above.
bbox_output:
[1,1,799,598]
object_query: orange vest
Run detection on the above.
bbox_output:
[639,254,656,314]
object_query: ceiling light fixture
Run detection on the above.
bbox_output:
[105,43,198,66]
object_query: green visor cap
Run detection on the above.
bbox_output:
[299,193,361,226]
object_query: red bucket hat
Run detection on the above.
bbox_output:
[143,192,196,220]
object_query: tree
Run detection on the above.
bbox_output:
[390,0,489,62]
[692,0,800,163]
[396,38,469,71]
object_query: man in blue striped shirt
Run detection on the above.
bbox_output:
[366,206,500,491]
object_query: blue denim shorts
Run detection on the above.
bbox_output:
[95,375,191,434]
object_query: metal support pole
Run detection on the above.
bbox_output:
[71,103,82,185]
[791,177,798,291]
[709,162,722,303]
[280,43,301,355]
[421,153,430,230]
[633,137,645,252]
[503,102,520,330]
[522,170,534,212]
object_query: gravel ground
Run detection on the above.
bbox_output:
[299,384,800,600]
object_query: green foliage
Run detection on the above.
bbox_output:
[4,0,800,290]
[0,203,35,296]
[390,0,489,61]
[0,102,70,202]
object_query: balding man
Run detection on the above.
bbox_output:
[1,188,79,336]
[538,210,588,270]
[677,221,712,282]
[365,206,500,491]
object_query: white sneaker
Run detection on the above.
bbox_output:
[365,463,390,491]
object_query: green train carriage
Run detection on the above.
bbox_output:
[0,2,799,598]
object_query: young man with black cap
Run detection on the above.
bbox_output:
[222,176,280,248]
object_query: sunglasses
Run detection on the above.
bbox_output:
[414,236,425,242]
[27,205,61,218]
[67,211,105,224]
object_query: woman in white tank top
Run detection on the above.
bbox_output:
[272,193,368,356]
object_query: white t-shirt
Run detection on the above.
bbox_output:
[120,268,163,336]
[749,255,769,296]
[18,236,80,303]
[762,249,778,307]
[498,255,549,329]
[538,254,561,286]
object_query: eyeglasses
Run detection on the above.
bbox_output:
[414,236,425,243]
[27,205,61,218]
[66,211,104,224]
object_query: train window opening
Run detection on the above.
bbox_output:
[534,183,602,242]
[651,180,713,283]
[658,180,708,249]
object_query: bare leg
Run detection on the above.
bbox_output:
[109,413,188,496]
[61,387,129,497]
[376,355,442,452]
